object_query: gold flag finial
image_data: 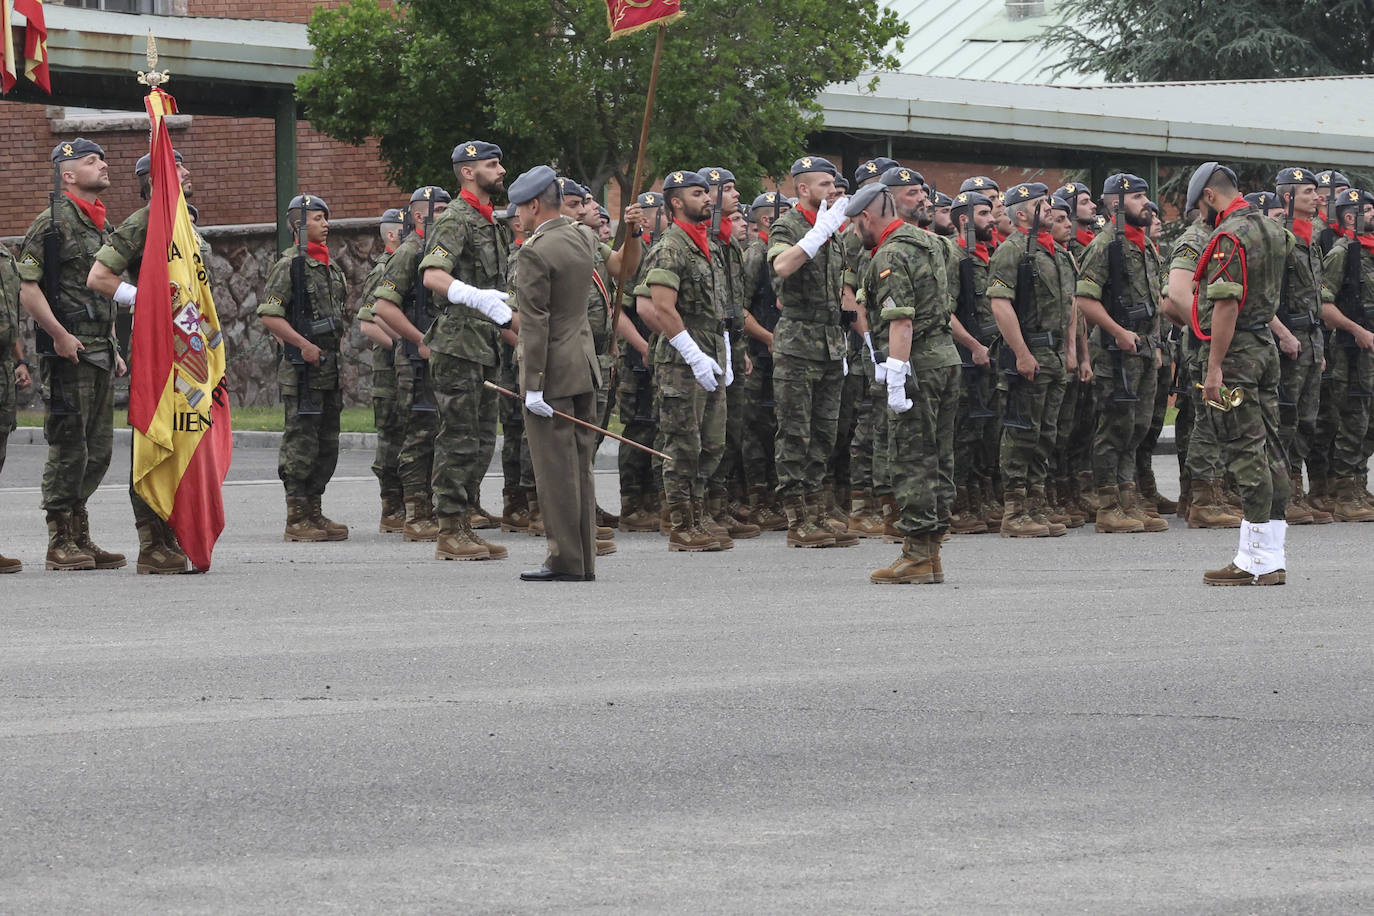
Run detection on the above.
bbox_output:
[138,31,171,88]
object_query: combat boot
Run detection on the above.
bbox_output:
[1120,482,1168,533]
[0,552,20,573]
[403,495,440,542]
[727,486,752,524]
[1187,481,1242,528]
[1176,476,1192,521]
[469,501,500,530]
[696,497,733,550]
[1204,520,1286,586]
[307,497,349,541]
[45,511,94,570]
[596,504,619,528]
[825,488,851,530]
[849,489,886,538]
[1333,479,1374,522]
[1028,486,1067,536]
[949,486,989,535]
[929,531,945,583]
[527,497,545,537]
[1138,470,1177,515]
[747,485,787,531]
[1307,477,1336,517]
[379,494,405,534]
[1094,485,1144,534]
[597,524,616,541]
[982,479,1003,532]
[880,493,903,543]
[710,494,759,540]
[783,495,835,548]
[618,493,659,533]
[467,522,508,560]
[667,499,720,552]
[435,515,491,560]
[812,492,858,546]
[870,533,938,585]
[136,518,189,575]
[1076,471,1100,512]
[283,496,328,542]
[1061,477,1088,529]
[1284,471,1315,526]
[72,506,127,569]
[500,487,530,532]
[1299,474,1333,525]
[1000,489,1049,538]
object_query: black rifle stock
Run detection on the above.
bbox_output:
[284,209,325,417]
[955,218,995,420]
[39,166,80,417]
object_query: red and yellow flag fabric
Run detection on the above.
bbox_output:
[603,0,682,39]
[130,87,233,571]
[2,0,17,95]
[12,0,49,93]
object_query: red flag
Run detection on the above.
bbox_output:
[2,0,17,95]
[13,0,49,93]
[604,0,683,39]
[131,88,234,571]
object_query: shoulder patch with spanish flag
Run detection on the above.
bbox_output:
[878,267,892,279]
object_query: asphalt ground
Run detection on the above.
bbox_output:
[3,439,1373,914]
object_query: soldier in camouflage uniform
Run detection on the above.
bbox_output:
[1131,199,1178,519]
[767,156,854,548]
[498,207,538,532]
[1074,174,1167,534]
[371,187,452,542]
[741,192,788,531]
[846,183,960,584]
[18,138,125,571]
[635,170,730,551]
[1182,162,1292,585]
[1040,193,1090,530]
[87,147,203,572]
[1318,188,1374,522]
[612,192,663,533]
[355,207,406,534]
[256,193,351,542]
[699,167,762,542]
[1054,182,1100,520]
[0,240,31,572]
[986,182,1073,538]
[416,141,515,561]
[1270,168,1333,525]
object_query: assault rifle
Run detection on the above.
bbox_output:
[284,205,332,416]
[1335,195,1373,399]
[955,214,995,420]
[998,205,1038,431]
[403,193,438,412]
[1103,193,1144,403]
[38,164,80,416]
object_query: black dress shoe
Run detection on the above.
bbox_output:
[519,566,585,582]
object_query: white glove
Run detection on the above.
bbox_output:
[669,329,721,392]
[797,197,848,259]
[723,332,734,387]
[524,389,554,418]
[448,278,512,326]
[867,332,886,383]
[884,357,912,414]
[113,282,138,307]
[842,355,849,377]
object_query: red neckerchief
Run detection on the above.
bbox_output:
[460,190,494,224]
[1211,195,1248,228]
[957,235,991,265]
[871,219,904,251]
[1326,217,1342,234]
[1122,223,1147,253]
[414,223,426,239]
[992,228,1007,246]
[65,192,106,229]
[385,244,397,254]
[716,225,732,246]
[306,241,331,266]
[758,231,768,244]
[1076,227,1095,247]
[1018,225,1055,256]
[796,207,818,227]
[1358,235,1374,257]
[1291,218,1313,246]
[675,218,711,262]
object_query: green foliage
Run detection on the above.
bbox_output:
[298,0,907,201]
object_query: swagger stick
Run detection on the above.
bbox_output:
[484,381,671,461]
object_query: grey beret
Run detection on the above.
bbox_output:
[843,182,889,219]
[508,165,559,206]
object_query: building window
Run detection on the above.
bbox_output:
[58,0,174,12]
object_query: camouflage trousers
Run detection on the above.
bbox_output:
[891,364,959,536]
[953,363,1000,490]
[741,357,778,493]
[430,352,498,519]
[617,355,657,498]
[1276,325,1324,470]
[828,351,866,497]
[40,356,114,511]
[847,355,877,492]
[1067,377,1097,476]
[396,362,439,501]
[1090,347,1157,486]
[869,378,891,497]
[1052,366,1079,480]
[999,351,1065,493]
[708,337,749,500]
[372,394,405,501]
[1195,334,1289,523]
[1182,339,1230,484]
[654,360,724,503]
[1134,358,1172,486]
[0,357,15,477]
[279,387,343,499]
[773,352,842,500]
[498,344,532,491]
[1322,342,1374,479]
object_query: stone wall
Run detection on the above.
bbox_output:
[4,217,389,410]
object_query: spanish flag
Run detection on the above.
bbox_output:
[2,0,16,95]
[130,87,233,571]
[12,0,49,93]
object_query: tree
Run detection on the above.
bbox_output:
[297,0,908,201]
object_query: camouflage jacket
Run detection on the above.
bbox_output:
[17,196,115,345]
[950,239,998,344]
[1279,224,1323,331]
[635,221,725,368]
[94,203,213,286]
[258,245,349,391]
[863,223,960,372]
[1075,222,1162,343]
[587,241,615,370]
[1198,203,1290,336]
[1320,236,1374,329]
[417,196,511,366]
[0,245,20,356]
[767,207,846,362]
[358,248,397,397]
[707,231,747,335]
[986,228,1074,344]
